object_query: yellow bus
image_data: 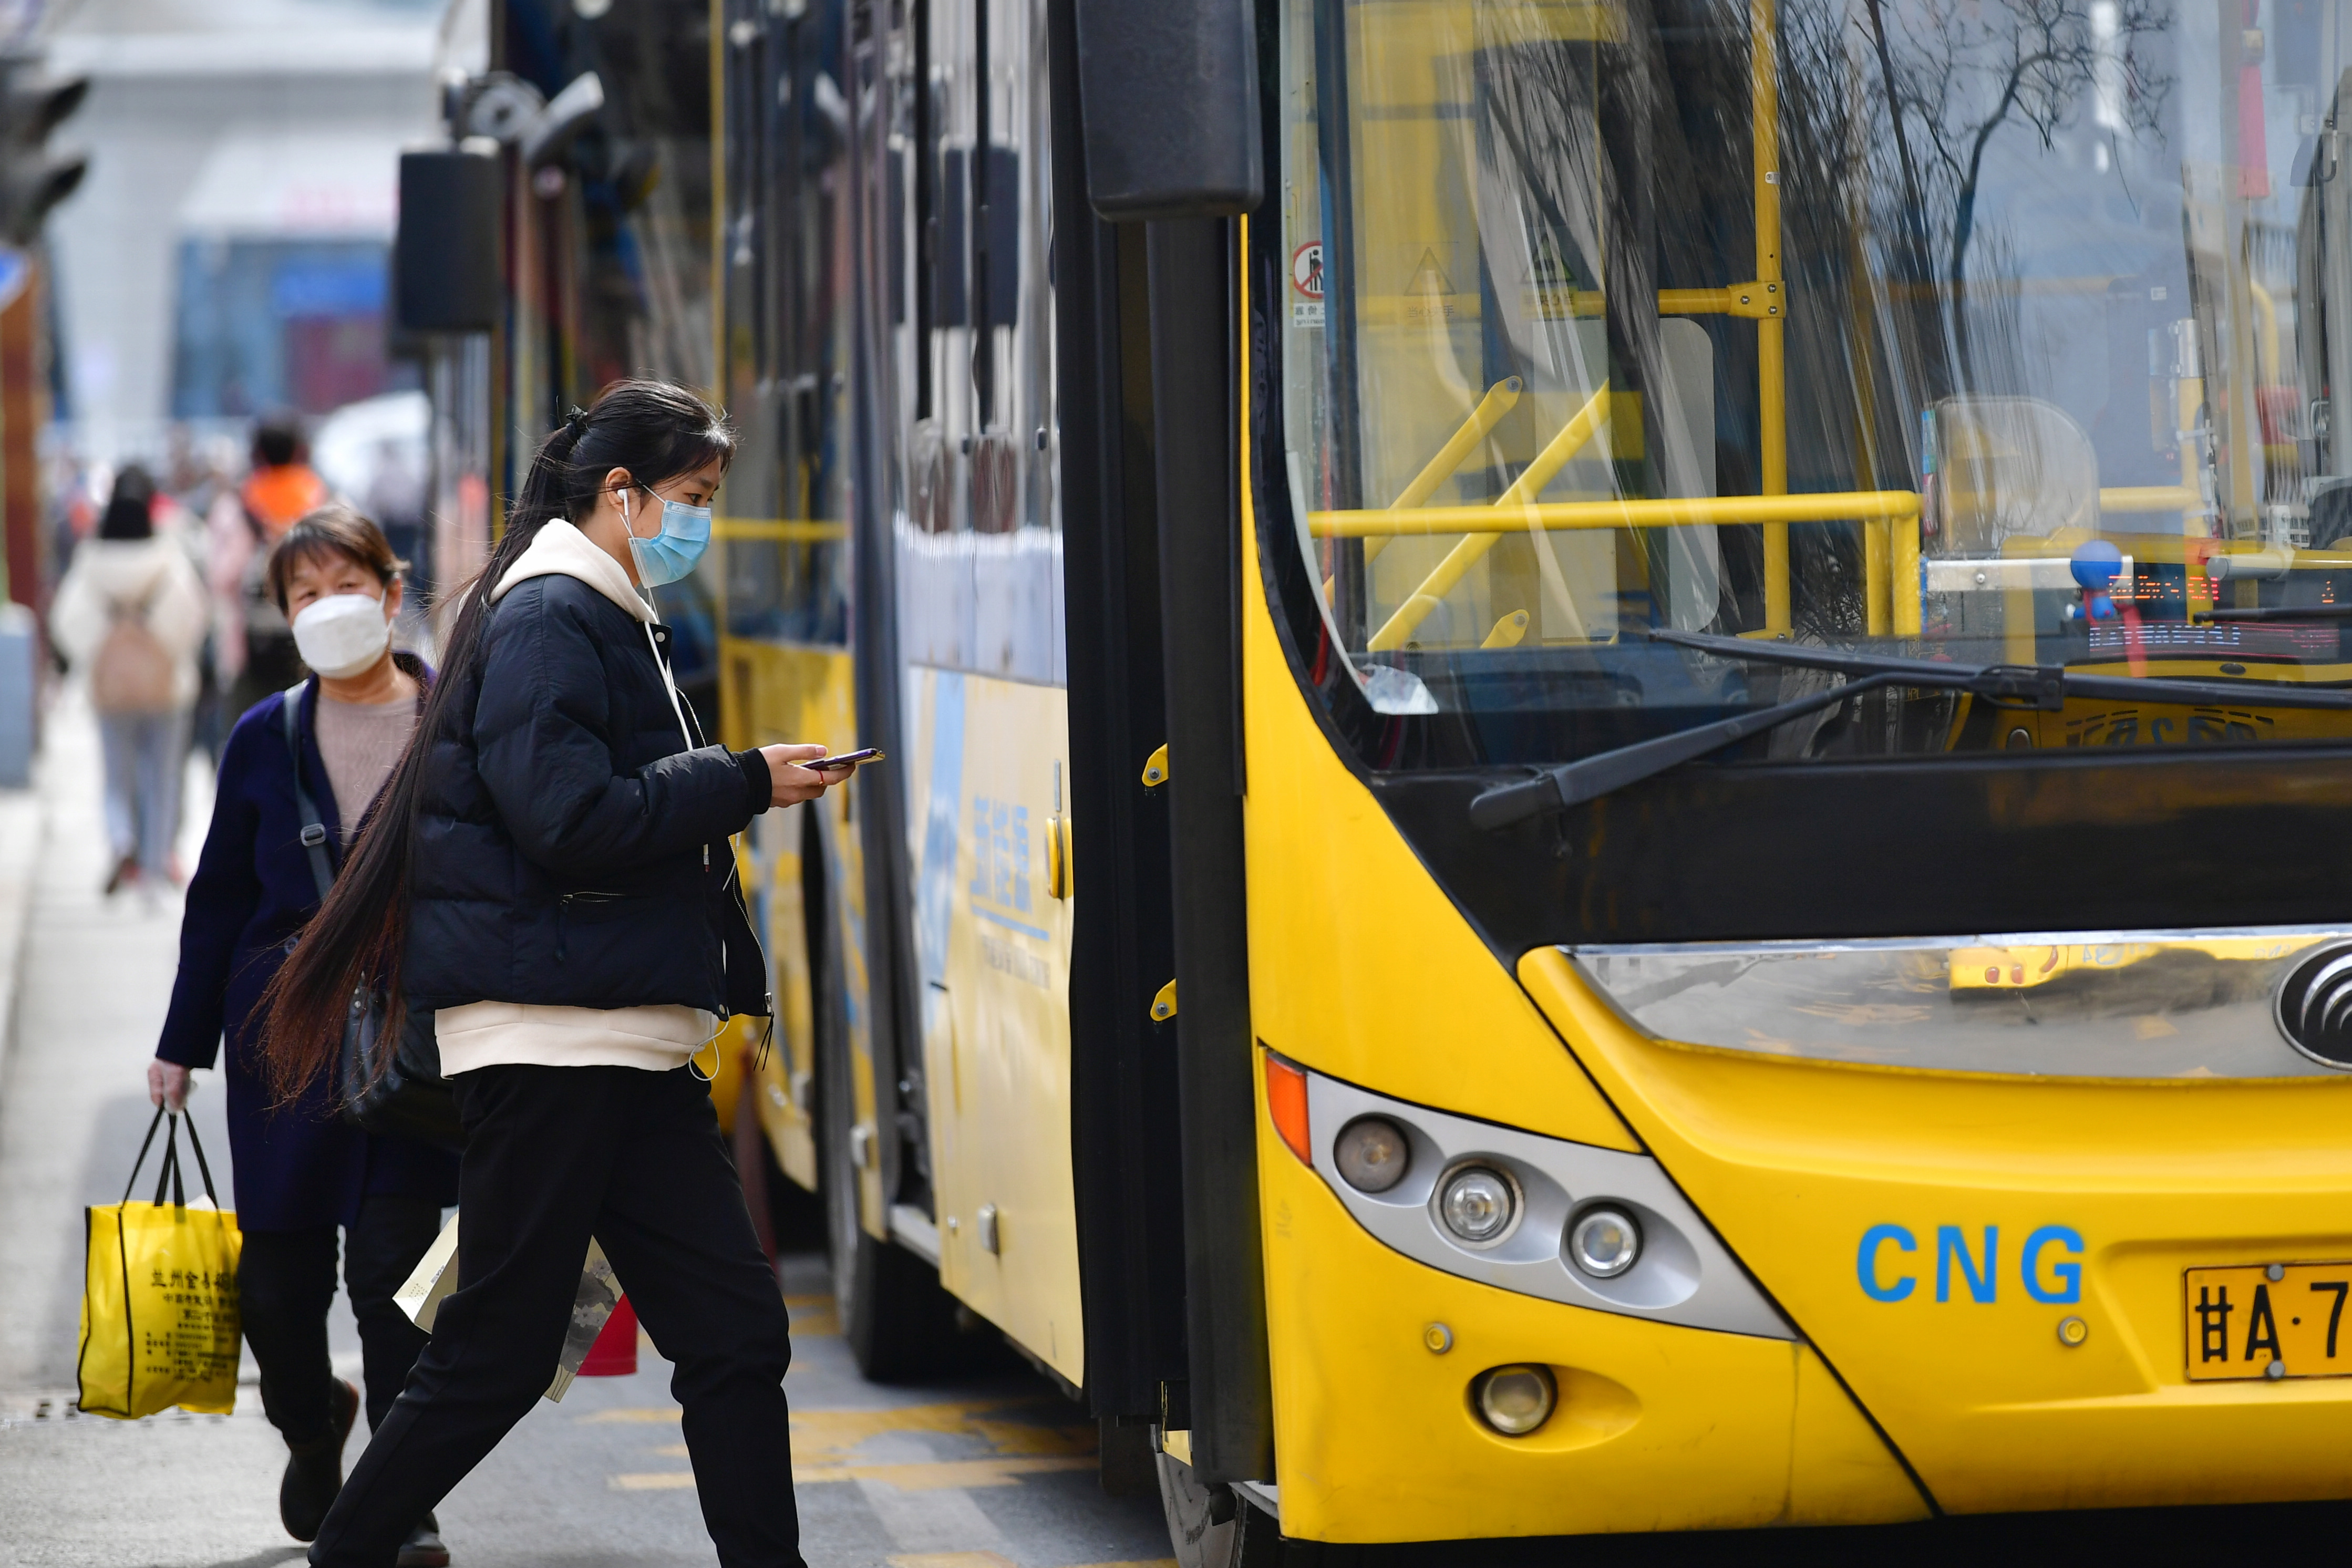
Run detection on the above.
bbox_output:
[457,0,2352,1552]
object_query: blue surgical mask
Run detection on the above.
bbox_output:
[622,489,713,587]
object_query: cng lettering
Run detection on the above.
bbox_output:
[1857,1224,2084,1304]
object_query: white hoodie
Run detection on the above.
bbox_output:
[432,521,721,1078]
[50,535,209,709]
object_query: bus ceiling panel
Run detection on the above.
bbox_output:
[1073,0,1263,220]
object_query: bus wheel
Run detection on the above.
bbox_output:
[1157,1452,1283,1567]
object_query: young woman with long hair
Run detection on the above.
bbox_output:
[262,381,842,1567]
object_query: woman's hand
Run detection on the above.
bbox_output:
[148,1059,192,1112]
[758,742,841,809]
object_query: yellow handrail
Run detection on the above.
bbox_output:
[1892,509,1922,636]
[1365,377,1523,565]
[2096,486,2202,515]
[1315,489,1921,537]
[1387,378,1525,510]
[715,518,850,542]
[1658,286,1779,319]
[1482,610,1531,648]
[2250,280,2281,387]
[1341,488,1926,647]
[1498,384,1616,508]
[1365,386,1613,652]
[1752,0,1789,632]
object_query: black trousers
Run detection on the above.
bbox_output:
[309,1065,804,1568]
[239,1194,443,1442]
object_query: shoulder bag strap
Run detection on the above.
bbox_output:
[280,683,335,902]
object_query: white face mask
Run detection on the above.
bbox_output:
[292,592,392,680]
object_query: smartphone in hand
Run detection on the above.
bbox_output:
[808,748,884,772]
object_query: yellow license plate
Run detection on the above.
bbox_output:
[2185,1264,2352,1380]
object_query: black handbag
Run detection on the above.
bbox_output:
[281,685,463,1149]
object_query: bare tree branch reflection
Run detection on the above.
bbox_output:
[1856,0,2171,390]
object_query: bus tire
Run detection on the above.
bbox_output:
[1157,1452,1284,1567]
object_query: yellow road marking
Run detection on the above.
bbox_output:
[965,1416,1093,1457]
[781,1294,841,1334]
[611,1455,1095,1492]
[787,1400,1091,1463]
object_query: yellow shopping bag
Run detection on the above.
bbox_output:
[77,1107,242,1418]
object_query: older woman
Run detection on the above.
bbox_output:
[148,503,458,1567]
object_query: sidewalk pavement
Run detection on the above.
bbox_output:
[0,682,226,1401]
[0,686,1172,1568]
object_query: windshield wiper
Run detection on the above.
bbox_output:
[1467,627,2352,830]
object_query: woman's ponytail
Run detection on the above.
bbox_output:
[255,380,734,1101]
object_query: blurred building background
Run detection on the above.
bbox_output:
[38,0,483,466]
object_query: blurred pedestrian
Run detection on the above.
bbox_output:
[149,502,458,1566]
[48,465,207,893]
[262,381,838,1568]
[213,413,331,722]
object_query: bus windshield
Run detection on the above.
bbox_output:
[1273,0,2352,768]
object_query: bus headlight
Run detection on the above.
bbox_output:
[1334,1116,1409,1192]
[1569,1206,1641,1278]
[1473,1364,1556,1436]
[1437,1164,1518,1246]
[1298,1065,1792,1338]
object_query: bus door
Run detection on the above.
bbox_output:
[872,0,1086,1385]
[715,0,858,1203]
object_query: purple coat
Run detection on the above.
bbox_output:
[155,662,459,1231]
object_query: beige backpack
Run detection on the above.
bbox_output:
[90,582,177,715]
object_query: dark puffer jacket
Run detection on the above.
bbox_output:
[404,521,771,1017]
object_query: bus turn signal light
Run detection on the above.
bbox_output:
[1266,1054,1311,1165]
[1334,1116,1409,1192]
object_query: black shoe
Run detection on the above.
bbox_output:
[396,1511,449,1568]
[278,1377,359,1542]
